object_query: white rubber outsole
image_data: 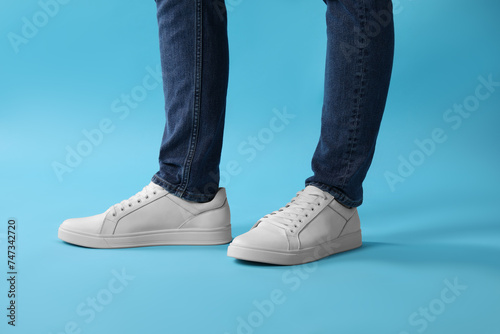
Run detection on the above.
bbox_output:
[58,226,232,248]
[227,230,362,265]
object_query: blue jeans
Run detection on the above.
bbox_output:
[152,0,394,207]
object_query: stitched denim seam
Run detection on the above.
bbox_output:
[179,0,203,198]
[341,0,367,188]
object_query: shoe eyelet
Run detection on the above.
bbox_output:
[112,213,116,217]
[137,200,141,203]
[153,191,157,195]
[294,224,298,228]
[317,203,321,206]
[299,219,302,223]
[290,230,294,233]
[128,203,132,207]
[305,214,308,217]
[145,195,149,199]
[121,208,124,211]
[311,208,314,211]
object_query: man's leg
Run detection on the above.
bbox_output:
[152,0,230,203]
[306,0,394,207]
[228,0,394,265]
[58,0,232,248]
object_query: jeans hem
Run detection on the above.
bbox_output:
[305,181,362,208]
[152,174,216,203]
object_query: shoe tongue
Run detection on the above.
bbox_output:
[149,181,166,192]
[303,185,325,196]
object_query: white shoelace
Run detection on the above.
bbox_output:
[110,183,161,217]
[258,187,327,232]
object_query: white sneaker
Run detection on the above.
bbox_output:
[58,182,232,248]
[227,185,361,265]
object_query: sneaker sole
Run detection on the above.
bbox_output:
[227,230,362,265]
[58,226,232,248]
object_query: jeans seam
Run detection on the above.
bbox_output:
[179,0,203,197]
[341,0,367,189]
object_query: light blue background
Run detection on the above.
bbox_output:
[1,0,499,333]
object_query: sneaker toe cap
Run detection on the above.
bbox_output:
[59,212,107,235]
[231,225,289,251]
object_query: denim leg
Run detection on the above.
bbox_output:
[306,0,395,207]
[152,0,229,202]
